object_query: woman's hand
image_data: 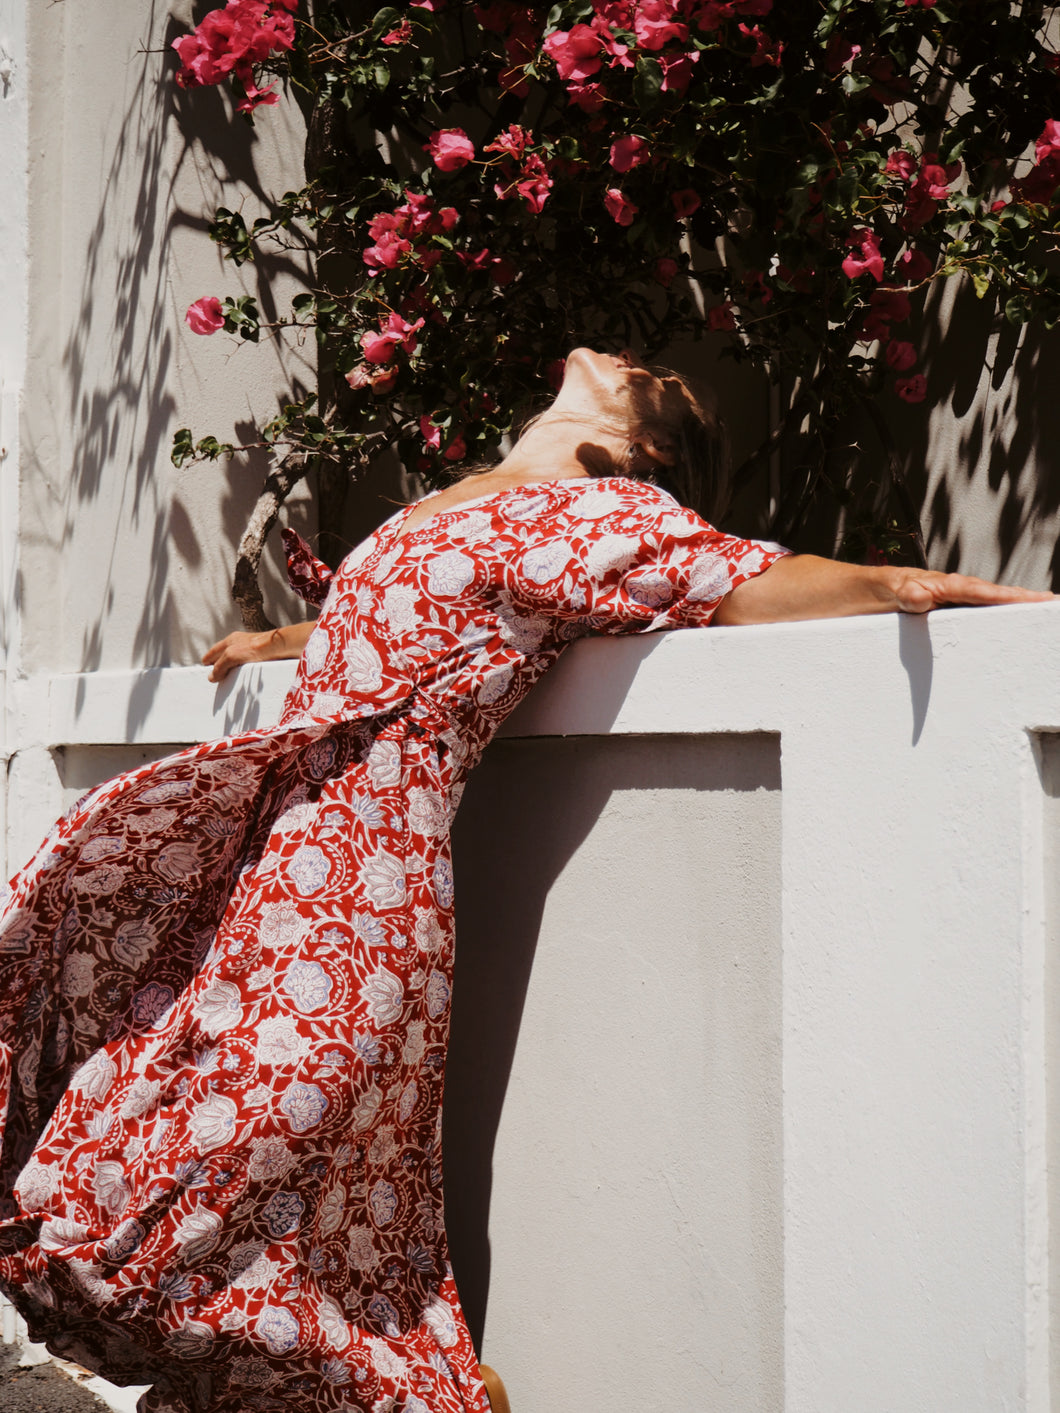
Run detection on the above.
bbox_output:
[202,621,316,682]
[712,554,1055,626]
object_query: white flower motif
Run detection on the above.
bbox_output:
[406,788,447,838]
[80,836,123,863]
[302,629,329,674]
[255,1016,310,1068]
[317,1185,346,1237]
[624,568,673,607]
[735,544,771,576]
[423,1297,459,1349]
[343,639,384,692]
[366,738,402,789]
[164,1321,214,1360]
[427,550,475,598]
[24,1276,55,1309]
[477,666,512,706]
[347,1225,378,1272]
[230,1247,282,1291]
[228,1356,277,1388]
[402,1022,426,1066]
[105,1218,145,1262]
[72,864,124,895]
[137,780,193,804]
[256,1305,301,1356]
[39,1218,89,1253]
[369,1337,408,1380]
[126,807,177,835]
[369,1180,398,1227]
[288,845,331,895]
[18,1160,57,1211]
[283,959,333,1013]
[68,1258,115,1305]
[425,970,451,1020]
[448,509,493,542]
[414,912,445,955]
[193,981,243,1038]
[521,541,570,585]
[573,486,624,519]
[496,609,548,653]
[503,491,550,521]
[351,1083,383,1133]
[90,1160,130,1216]
[398,1080,418,1124]
[317,1294,351,1351]
[119,1076,161,1120]
[433,856,454,909]
[175,1205,223,1263]
[113,920,156,968]
[585,534,638,580]
[189,1094,238,1154]
[60,952,95,999]
[260,903,307,948]
[156,841,200,882]
[381,585,419,633]
[362,968,403,1026]
[247,1137,296,1183]
[687,553,734,602]
[368,1126,399,1166]
[280,1081,329,1134]
[362,850,406,910]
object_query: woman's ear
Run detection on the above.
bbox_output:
[630,429,678,469]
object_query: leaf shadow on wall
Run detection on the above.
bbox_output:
[891,280,1060,588]
[53,5,312,729]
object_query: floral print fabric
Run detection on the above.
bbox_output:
[0,478,786,1413]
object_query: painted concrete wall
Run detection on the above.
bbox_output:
[17,0,315,680]
[5,605,1060,1411]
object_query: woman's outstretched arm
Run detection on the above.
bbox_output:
[712,554,1055,626]
[202,621,316,682]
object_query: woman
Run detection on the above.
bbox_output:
[0,350,1048,1413]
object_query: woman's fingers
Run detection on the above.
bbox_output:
[894,570,1055,614]
[202,632,263,682]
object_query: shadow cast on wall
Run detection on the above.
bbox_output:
[445,730,781,1349]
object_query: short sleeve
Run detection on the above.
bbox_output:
[555,481,790,635]
[282,528,334,607]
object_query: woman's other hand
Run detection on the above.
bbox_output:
[202,622,315,682]
[713,554,1055,626]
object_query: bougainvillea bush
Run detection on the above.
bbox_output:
[171,0,1060,625]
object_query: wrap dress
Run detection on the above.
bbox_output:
[0,476,787,1413]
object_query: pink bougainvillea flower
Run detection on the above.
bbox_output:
[604,187,638,226]
[896,247,932,284]
[362,230,412,273]
[885,339,918,371]
[824,34,860,73]
[738,22,783,67]
[543,24,603,82]
[426,128,476,171]
[383,20,413,43]
[172,0,297,91]
[860,286,912,341]
[345,364,397,394]
[609,134,650,172]
[419,415,443,450]
[884,150,917,181]
[658,50,698,91]
[515,153,553,212]
[185,296,225,334]
[484,125,531,160]
[671,188,701,219]
[443,433,467,462]
[633,0,689,51]
[566,80,608,112]
[1035,119,1060,162]
[654,257,679,287]
[707,301,737,332]
[1013,121,1060,204]
[841,228,885,282]
[902,0,936,7]
[361,331,399,364]
[895,373,927,402]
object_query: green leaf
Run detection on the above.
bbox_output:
[633,56,663,109]
[170,428,194,469]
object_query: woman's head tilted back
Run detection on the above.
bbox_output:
[532,347,730,522]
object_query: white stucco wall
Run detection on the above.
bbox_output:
[5,605,1060,1412]
[18,0,314,680]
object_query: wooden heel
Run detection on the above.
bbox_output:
[479,1365,512,1413]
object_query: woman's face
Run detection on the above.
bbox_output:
[549,347,693,435]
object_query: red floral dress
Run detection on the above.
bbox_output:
[0,478,786,1413]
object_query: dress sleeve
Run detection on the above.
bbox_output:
[282,528,334,607]
[556,483,791,635]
